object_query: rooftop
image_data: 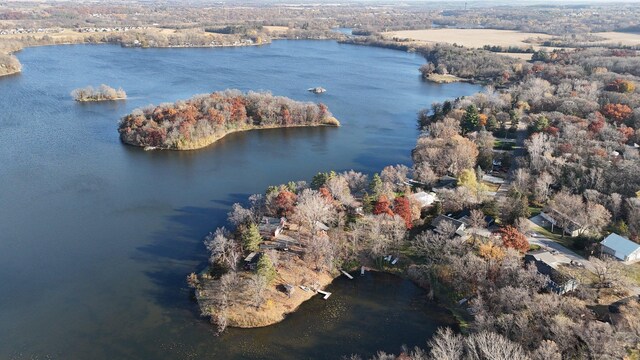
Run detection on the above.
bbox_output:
[601,233,640,259]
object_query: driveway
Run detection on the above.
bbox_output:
[526,230,596,273]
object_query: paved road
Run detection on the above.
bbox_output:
[526,230,597,273]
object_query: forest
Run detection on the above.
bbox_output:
[188,23,640,360]
[118,90,339,150]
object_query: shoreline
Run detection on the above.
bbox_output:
[124,122,340,151]
[75,97,127,102]
[0,68,21,77]
[196,263,459,330]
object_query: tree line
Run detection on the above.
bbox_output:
[118,90,339,150]
[71,84,126,102]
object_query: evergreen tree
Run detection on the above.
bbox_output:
[369,173,383,197]
[509,109,520,132]
[362,192,374,214]
[311,171,336,190]
[462,105,480,134]
[257,254,276,284]
[486,115,499,132]
[242,222,262,252]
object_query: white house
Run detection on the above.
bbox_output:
[601,233,640,262]
[410,191,437,208]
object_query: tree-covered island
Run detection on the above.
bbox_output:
[118,90,340,150]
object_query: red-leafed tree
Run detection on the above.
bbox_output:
[318,186,333,202]
[393,196,412,229]
[373,195,394,217]
[588,112,606,134]
[602,103,633,124]
[274,190,297,217]
[499,225,529,253]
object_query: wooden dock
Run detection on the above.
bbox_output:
[317,290,332,300]
[341,270,354,279]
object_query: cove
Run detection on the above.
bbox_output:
[0,40,479,359]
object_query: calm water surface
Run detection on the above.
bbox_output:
[0,40,478,359]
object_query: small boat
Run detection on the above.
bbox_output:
[308,87,326,94]
[144,146,157,151]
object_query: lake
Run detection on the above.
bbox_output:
[0,40,479,359]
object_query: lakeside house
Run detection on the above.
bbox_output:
[430,214,466,237]
[259,216,286,239]
[432,175,458,191]
[525,250,579,295]
[540,209,586,237]
[601,233,640,263]
[410,191,437,208]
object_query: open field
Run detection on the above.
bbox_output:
[592,31,640,46]
[382,28,640,59]
[0,27,199,43]
[382,29,553,49]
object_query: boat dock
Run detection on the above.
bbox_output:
[317,290,332,300]
[341,270,354,279]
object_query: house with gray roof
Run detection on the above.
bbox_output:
[601,233,640,262]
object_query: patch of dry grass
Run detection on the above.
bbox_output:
[382,29,553,49]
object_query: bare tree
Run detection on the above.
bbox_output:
[204,227,239,270]
[589,255,621,288]
[291,189,335,236]
[465,331,531,360]
[341,170,369,195]
[525,133,552,172]
[531,340,561,360]
[228,203,253,226]
[413,162,438,187]
[533,172,554,204]
[381,164,410,191]
[427,327,464,360]
[248,274,267,309]
[326,175,355,206]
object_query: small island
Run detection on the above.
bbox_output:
[118,90,340,150]
[71,85,127,102]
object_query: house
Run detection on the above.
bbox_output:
[259,216,286,239]
[432,175,458,191]
[525,250,579,294]
[457,210,495,228]
[540,209,586,237]
[410,191,437,208]
[601,233,640,262]
[243,252,261,270]
[430,215,466,237]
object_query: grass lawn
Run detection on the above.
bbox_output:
[494,139,515,150]
[482,181,501,192]
[622,262,640,286]
[528,206,542,217]
[530,224,575,248]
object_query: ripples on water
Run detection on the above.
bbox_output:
[0,40,478,359]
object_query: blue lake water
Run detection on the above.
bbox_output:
[0,40,479,359]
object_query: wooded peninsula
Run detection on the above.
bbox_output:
[118,90,340,150]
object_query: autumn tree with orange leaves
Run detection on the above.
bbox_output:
[274,190,297,217]
[393,196,412,229]
[373,195,394,217]
[499,225,529,253]
[602,103,633,124]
